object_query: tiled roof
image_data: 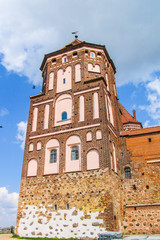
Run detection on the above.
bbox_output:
[120,125,160,137]
[119,103,141,125]
[61,39,82,49]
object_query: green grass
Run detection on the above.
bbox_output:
[0,232,11,234]
[12,235,88,240]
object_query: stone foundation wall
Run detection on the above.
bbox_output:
[16,169,121,238]
[121,163,160,234]
[123,206,160,235]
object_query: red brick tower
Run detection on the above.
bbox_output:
[16,39,127,238]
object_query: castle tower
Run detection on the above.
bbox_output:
[16,39,125,238]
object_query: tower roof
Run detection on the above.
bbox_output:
[40,39,116,73]
[119,103,142,127]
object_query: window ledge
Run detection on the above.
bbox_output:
[57,118,71,123]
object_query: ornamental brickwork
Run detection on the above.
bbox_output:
[16,39,160,238]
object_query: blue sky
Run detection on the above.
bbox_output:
[0,0,160,227]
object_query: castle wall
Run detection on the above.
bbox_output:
[121,131,160,234]
[16,169,121,238]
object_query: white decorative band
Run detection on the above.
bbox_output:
[74,87,100,96]
[108,125,117,138]
[33,99,53,106]
[147,159,160,164]
[29,123,101,140]
[126,203,160,208]
[103,88,108,95]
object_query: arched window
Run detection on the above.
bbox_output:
[124,167,131,179]
[62,111,67,120]
[66,135,81,172]
[44,139,60,175]
[71,146,79,160]
[90,52,95,58]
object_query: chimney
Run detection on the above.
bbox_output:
[133,110,136,120]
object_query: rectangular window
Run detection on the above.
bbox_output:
[66,203,70,209]
[50,149,57,163]
[54,204,58,210]
[63,78,66,84]
[71,146,79,160]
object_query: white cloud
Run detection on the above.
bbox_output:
[139,78,160,125]
[0,108,9,117]
[0,187,19,227]
[16,121,27,149]
[0,0,160,86]
[143,120,150,128]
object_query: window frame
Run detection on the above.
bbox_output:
[50,149,57,163]
[124,167,131,179]
[62,111,67,120]
[90,52,95,58]
[71,145,79,160]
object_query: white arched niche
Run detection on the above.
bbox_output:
[44,139,60,175]
[27,159,37,177]
[54,94,72,126]
[87,149,100,170]
[75,63,81,82]
[48,72,54,90]
[57,66,72,93]
[65,135,81,172]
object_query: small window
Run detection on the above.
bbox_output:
[62,56,67,63]
[148,138,151,142]
[52,58,56,63]
[97,52,101,56]
[71,146,79,160]
[124,167,131,179]
[62,111,67,120]
[54,204,58,210]
[85,50,88,54]
[50,149,57,163]
[66,203,70,209]
[63,78,66,84]
[90,52,95,58]
[73,52,77,57]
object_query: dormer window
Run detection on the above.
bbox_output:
[52,58,56,63]
[62,56,67,63]
[73,52,77,57]
[90,52,95,58]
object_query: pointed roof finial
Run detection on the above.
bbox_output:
[72,31,78,39]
